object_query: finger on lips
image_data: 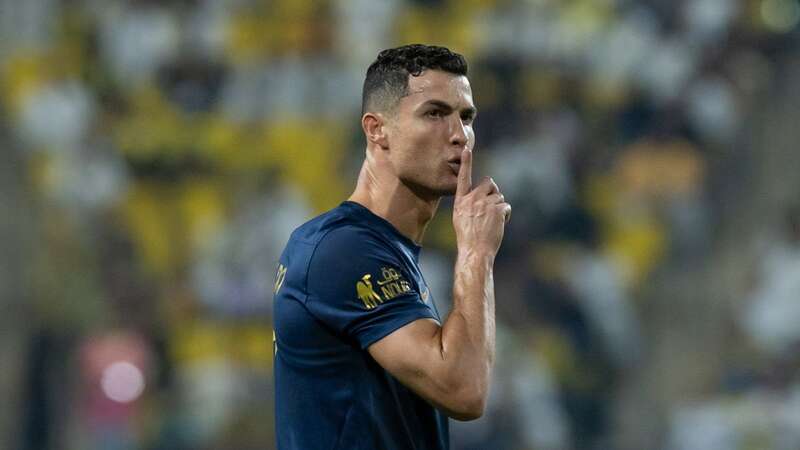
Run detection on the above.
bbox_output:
[456,148,473,197]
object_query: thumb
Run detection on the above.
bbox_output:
[456,148,472,197]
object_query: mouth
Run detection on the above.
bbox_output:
[447,161,461,175]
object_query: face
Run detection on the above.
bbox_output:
[384,70,476,198]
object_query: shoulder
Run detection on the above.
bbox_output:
[310,224,394,267]
[287,202,381,247]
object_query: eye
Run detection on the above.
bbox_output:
[426,109,445,119]
[461,113,475,124]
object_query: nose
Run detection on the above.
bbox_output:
[449,116,468,148]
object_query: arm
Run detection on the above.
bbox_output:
[368,148,510,421]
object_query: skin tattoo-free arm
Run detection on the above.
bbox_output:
[368,148,510,421]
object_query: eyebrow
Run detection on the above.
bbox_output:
[421,99,478,118]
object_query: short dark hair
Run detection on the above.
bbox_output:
[362,44,468,115]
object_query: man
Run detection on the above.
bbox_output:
[273,44,511,449]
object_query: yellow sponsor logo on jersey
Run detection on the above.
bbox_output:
[357,274,383,309]
[357,267,413,309]
[377,266,412,302]
[377,267,401,285]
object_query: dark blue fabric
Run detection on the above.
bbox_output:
[274,201,449,450]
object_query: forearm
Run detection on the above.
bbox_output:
[367,152,508,420]
[439,248,496,410]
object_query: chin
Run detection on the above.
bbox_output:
[433,172,459,196]
[403,178,456,200]
[430,183,457,197]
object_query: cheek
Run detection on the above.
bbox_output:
[396,125,437,157]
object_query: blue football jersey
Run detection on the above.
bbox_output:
[273,201,449,450]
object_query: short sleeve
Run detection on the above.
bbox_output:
[306,226,437,349]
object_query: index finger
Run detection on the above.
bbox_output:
[456,148,472,197]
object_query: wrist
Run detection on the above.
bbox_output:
[457,246,496,266]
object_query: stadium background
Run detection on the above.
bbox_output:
[2,0,800,449]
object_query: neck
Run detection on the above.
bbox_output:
[348,153,440,245]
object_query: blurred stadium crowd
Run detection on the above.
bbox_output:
[2,0,800,449]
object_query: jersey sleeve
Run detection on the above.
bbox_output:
[305,226,437,349]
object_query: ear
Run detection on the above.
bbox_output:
[362,112,389,149]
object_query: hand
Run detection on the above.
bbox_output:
[453,148,511,256]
